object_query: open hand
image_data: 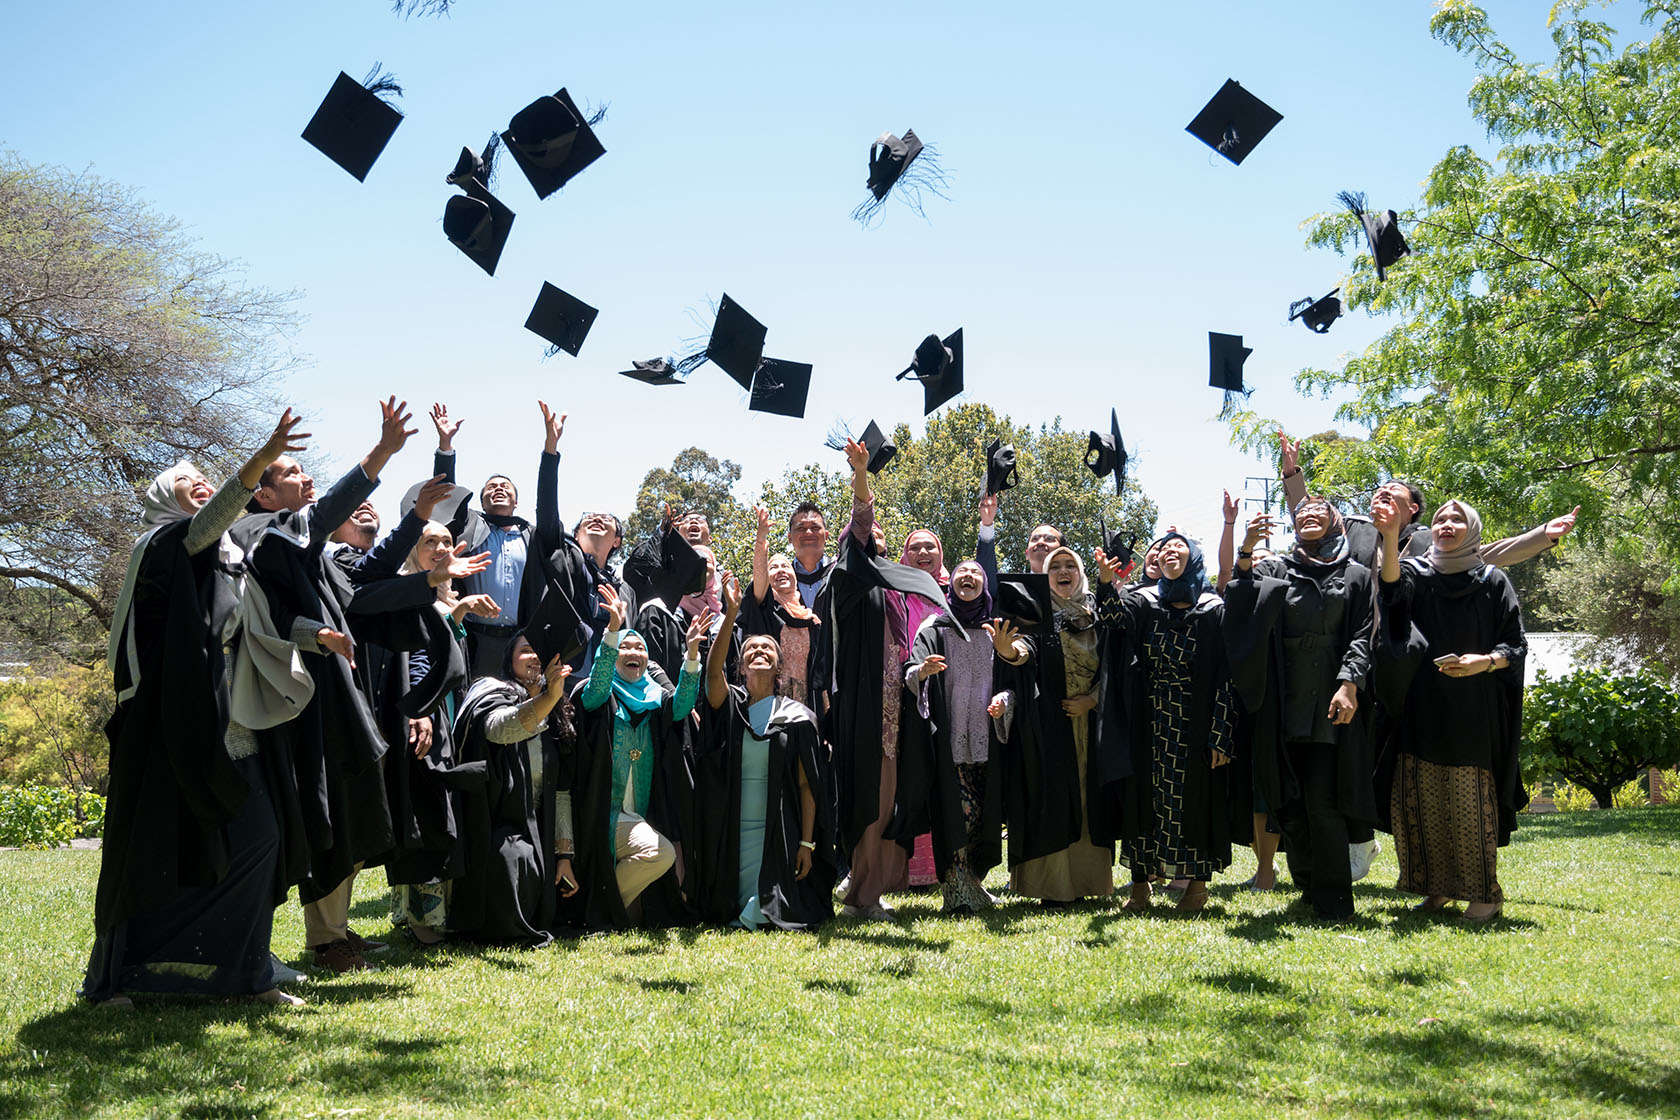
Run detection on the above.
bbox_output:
[599,583,626,632]
[317,627,355,668]
[375,396,418,457]
[258,408,311,466]
[1545,506,1580,542]
[539,401,566,453]
[431,403,463,450]
[916,654,947,681]
[408,717,434,758]
[412,473,455,520]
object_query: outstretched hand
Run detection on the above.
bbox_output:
[539,401,566,453]
[754,505,771,539]
[431,402,463,450]
[720,570,743,616]
[258,409,311,466]
[982,617,1021,658]
[916,654,948,682]
[1093,549,1125,584]
[599,583,626,633]
[843,437,869,475]
[442,542,492,581]
[375,396,418,457]
[979,490,999,528]
[1546,506,1580,542]
[412,473,455,520]
[1279,430,1300,476]
[685,609,714,658]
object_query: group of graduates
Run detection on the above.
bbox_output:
[83,398,1577,1007]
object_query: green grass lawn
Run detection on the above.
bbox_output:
[3,809,1679,1119]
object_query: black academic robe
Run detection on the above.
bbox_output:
[1373,560,1529,843]
[345,514,479,886]
[691,689,836,929]
[824,527,953,857]
[449,679,563,944]
[634,599,740,687]
[230,465,394,901]
[559,678,697,931]
[1096,586,1249,865]
[892,616,1006,880]
[92,519,247,937]
[739,583,822,710]
[1222,557,1378,825]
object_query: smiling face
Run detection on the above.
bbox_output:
[741,635,780,679]
[903,530,942,573]
[1025,524,1063,573]
[414,524,454,572]
[1157,538,1190,580]
[951,560,986,602]
[788,511,828,565]
[481,476,518,517]
[678,513,710,546]
[509,635,541,686]
[256,456,315,512]
[767,553,797,597]
[615,632,649,682]
[575,512,623,562]
[1295,500,1332,543]
[1372,482,1419,525]
[1046,550,1082,598]
[333,501,380,548]
[171,467,213,513]
[1143,544,1161,580]
[1431,503,1469,551]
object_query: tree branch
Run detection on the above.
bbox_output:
[0,566,111,626]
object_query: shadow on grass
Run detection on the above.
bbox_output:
[3,990,529,1119]
[802,978,857,996]
[1196,967,1292,997]
[1513,805,1680,843]
[815,924,951,953]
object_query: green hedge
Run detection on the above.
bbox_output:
[0,784,105,849]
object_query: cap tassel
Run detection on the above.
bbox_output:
[586,104,609,128]
[851,143,950,228]
[361,63,403,102]
[392,0,454,15]
[479,132,502,188]
[823,420,855,452]
[1219,387,1254,419]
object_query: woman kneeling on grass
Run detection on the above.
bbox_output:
[690,572,836,930]
[561,585,705,930]
[1373,497,1526,923]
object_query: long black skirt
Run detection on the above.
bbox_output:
[82,753,280,1001]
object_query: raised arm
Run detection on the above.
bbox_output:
[976,491,999,599]
[843,437,874,546]
[1481,506,1577,569]
[360,395,417,484]
[1278,430,1306,514]
[186,409,309,556]
[707,572,741,710]
[1216,489,1240,593]
[430,403,469,540]
[535,401,565,550]
[751,505,772,604]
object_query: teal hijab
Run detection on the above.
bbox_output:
[610,628,665,714]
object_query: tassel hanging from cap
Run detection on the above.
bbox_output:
[851,141,950,228]
[361,63,404,101]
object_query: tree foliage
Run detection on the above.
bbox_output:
[0,665,111,795]
[1523,665,1680,808]
[1529,529,1680,673]
[629,405,1159,584]
[1227,1,1680,548]
[0,155,295,662]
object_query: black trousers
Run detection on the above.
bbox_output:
[1276,740,1353,918]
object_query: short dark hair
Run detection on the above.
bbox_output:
[481,475,518,503]
[788,500,826,533]
[257,461,284,490]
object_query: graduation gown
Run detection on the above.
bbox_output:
[1004,616,1100,865]
[449,679,563,943]
[559,679,697,931]
[690,689,837,929]
[1374,560,1529,843]
[229,466,394,901]
[892,615,1007,880]
[1222,557,1378,825]
[739,584,822,710]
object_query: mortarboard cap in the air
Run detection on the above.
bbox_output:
[897,328,964,415]
[1209,331,1254,416]
[443,183,515,276]
[302,67,404,182]
[524,588,586,668]
[524,282,598,357]
[1185,79,1282,166]
[681,293,767,389]
[748,358,813,418]
[624,526,709,608]
[1289,289,1343,334]
[502,89,606,200]
[1099,513,1138,572]
[995,572,1053,637]
[1084,408,1126,496]
[1338,191,1410,280]
[852,129,948,226]
[620,359,685,386]
[860,420,896,473]
[980,437,1019,497]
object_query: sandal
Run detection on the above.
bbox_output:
[1177,881,1210,913]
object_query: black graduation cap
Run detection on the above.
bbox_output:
[623,526,709,608]
[979,437,1019,497]
[676,294,768,389]
[502,88,607,200]
[860,420,896,473]
[1185,79,1282,166]
[620,359,685,386]
[524,282,598,357]
[896,328,964,415]
[1084,408,1126,496]
[995,572,1053,637]
[1338,191,1410,280]
[1209,331,1253,415]
[748,358,813,419]
[1288,289,1343,334]
[1099,514,1137,571]
[524,588,586,668]
[851,129,948,226]
[443,182,516,276]
[447,132,501,191]
[301,66,404,182]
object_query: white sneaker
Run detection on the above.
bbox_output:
[1348,838,1381,882]
[268,952,307,986]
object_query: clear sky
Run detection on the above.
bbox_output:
[2,0,1570,556]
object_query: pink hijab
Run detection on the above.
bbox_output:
[889,529,949,654]
[679,545,724,617]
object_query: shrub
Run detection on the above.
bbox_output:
[0,784,106,848]
[1523,668,1680,810]
[1551,781,1597,812]
[1611,779,1649,809]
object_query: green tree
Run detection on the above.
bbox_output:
[0,154,295,663]
[1523,666,1680,808]
[0,665,111,799]
[754,404,1159,573]
[1227,1,1680,548]
[627,447,754,573]
[1532,529,1680,673]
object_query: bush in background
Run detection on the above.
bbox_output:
[0,784,104,849]
[1524,668,1680,810]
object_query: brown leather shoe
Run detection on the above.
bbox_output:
[345,928,388,954]
[1177,881,1209,913]
[311,939,369,973]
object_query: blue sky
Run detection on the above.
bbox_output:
[2,0,1572,554]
